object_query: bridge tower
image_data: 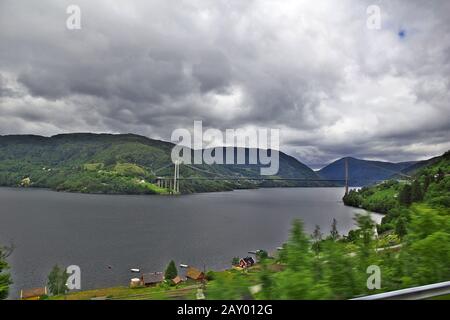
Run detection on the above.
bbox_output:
[344,157,349,196]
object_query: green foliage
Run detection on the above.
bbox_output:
[342,190,361,207]
[47,265,69,296]
[344,151,449,237]
[0,245,12,300]
[395,216,408,239]
[411,180,423,202]
[322,240,357,299]
[209,153,449,298]
[113,163,147,177]
[205,270,216,281]
[344,182,400,213]
[329,218,339,241]
[210,198,449,299]
[258,262,275,299]
[206,271,252,299]
[399,184,412,206]
[0,133,329,195]
[311,224,323,254]
[256,250,269,262]
[83,163,104,171]
[164,260,178,281]
[231,257,240,266]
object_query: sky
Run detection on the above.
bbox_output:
[0,0,449,168]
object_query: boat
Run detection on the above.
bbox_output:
[130,268,140,273]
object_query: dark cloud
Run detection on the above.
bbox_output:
[0,0,449,166]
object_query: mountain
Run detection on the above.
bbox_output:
[318,157,417,186]
[396,155,443,176]
[0,133,325,194]
[343,150,449,219]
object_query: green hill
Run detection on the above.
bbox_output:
[318,157,416,186]
[343,150,450,234]
[0,133,325,194]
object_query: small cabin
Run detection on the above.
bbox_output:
[140,272,164,286]
[20,287,47,300]
[239,257,255,268]
[186,267,205,281]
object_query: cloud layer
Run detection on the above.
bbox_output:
[1,0,449,167]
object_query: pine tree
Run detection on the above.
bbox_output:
[164,260,178,280]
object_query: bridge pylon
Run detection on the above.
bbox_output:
[344,157,349,196]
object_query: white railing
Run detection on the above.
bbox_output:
[351,281,450,300]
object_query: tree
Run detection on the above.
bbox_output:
[436,168,444,182]
[311,224,323,254]
[405,231,450,285]
[399,184,412,206]
[323,241,357,299]
[273,219,327,299]
[395,216,408,239]
[164,260,178,281]
[258,261,275,299]
[47,265,69,296]
[343,190,361,207]
[0,245,13,300]
[423,174,432,192]
[411,180,423,202]
[354,213,375,259]
[231,257,240,266]
[286,219,312,271]
[330,218,340,241]
[256,250,269,262]
[352,213,379,294]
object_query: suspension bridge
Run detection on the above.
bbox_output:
[152,158,367,195]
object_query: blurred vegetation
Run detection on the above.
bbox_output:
[205,151,450,299]
[0,245,12,300]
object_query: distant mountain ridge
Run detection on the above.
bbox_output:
[318,157,418,186]
[0,133,325,194]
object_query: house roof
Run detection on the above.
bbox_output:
[186,267,204,280]
[243,257,255,263]
[172,275,183,284]
[141,272,164,284]
[21,287,47,299]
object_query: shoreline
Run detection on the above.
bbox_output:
[0,184,345,197]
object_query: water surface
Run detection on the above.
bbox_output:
[0,187,380,298]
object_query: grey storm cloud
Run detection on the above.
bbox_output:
[0,0,449,167]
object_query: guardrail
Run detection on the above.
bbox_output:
[351,281,450,300]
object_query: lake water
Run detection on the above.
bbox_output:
[0,187,381,298]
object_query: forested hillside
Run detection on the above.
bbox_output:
[343,151,450,234]
[0,133,325,194]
